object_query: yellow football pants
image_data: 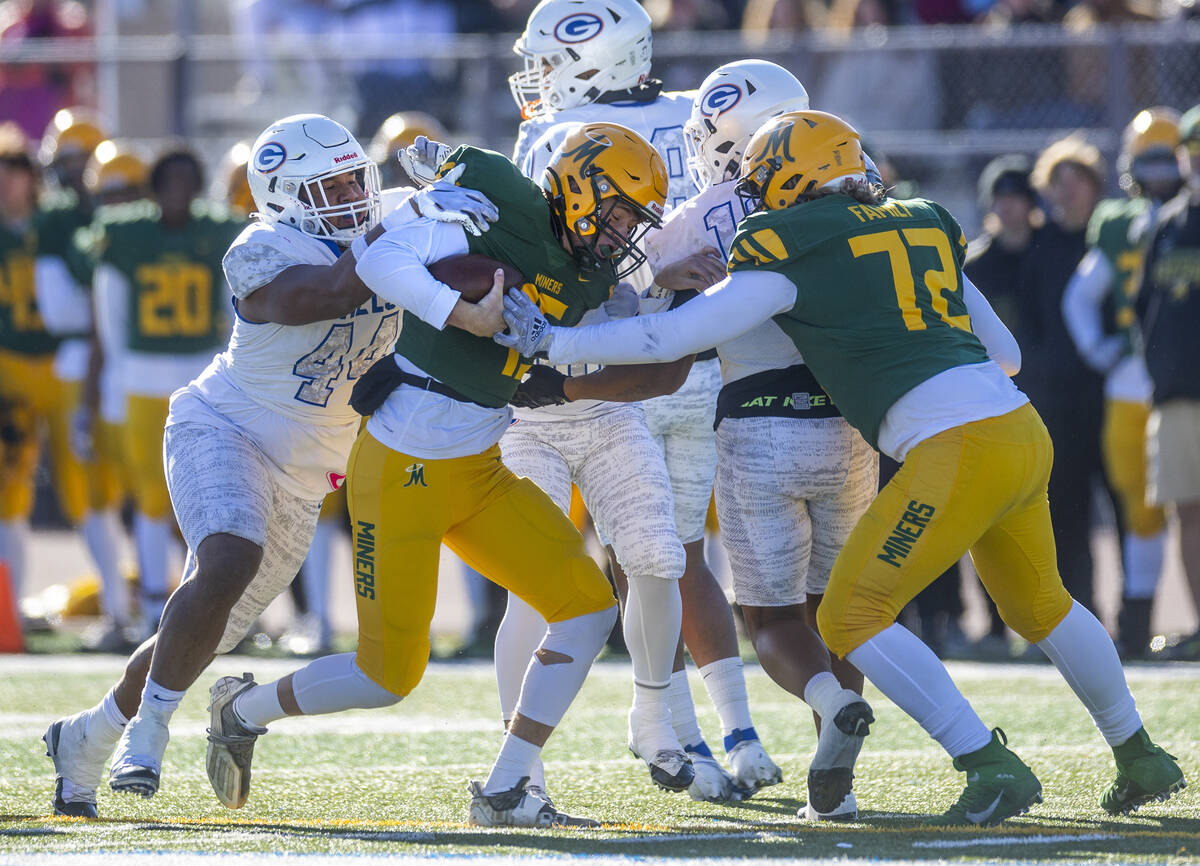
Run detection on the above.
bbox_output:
[0,349,87,523]
[60,381,125,512]
[124,394,172,520]
[819,403,1073,657]
[348,431,615,696]
[1102,399,1166,537]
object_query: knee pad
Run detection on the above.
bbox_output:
[545,604,617,659]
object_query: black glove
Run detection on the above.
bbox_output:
[350,356,406,416]
[511,365,570,409]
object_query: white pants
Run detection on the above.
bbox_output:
[715,415,877,606]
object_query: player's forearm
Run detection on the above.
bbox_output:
[35,256,92,334]
[562,356,695,402]
[546,271,794,366]
[1061,249,1117,368]
[963,274,1021,376]
[355,224,462,329]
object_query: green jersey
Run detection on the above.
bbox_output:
[394,146,614,408]
[1086,196,1152,356]
[728,195,989,450]
[34,188,96,340]
[81,200,241,354]
[0,218,56,356]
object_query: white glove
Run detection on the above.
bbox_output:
[406,164,499,237]
[398,135,452,188]
[602,281,640,319]
[495,288,554,357]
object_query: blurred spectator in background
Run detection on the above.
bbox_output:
[740,0,825,45]
[978,0,1058,24]
[963,153,1045,656]
[229,0,339,104]
[1019,134,1114,622]
[1137,106,1200,659]
[0,0,93,140]
[645,0,734,30]
[339,0,457,134]
[1063,0,1160,126]
[815,0,940,132]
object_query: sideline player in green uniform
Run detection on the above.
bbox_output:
[496,110,1186,824]
[206,122,669,827]
[1062,107,1185,658]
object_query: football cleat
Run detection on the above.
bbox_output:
[108,713,169,799]
[628,710,694,793]
[685,746,740,802]
[727,731,783,795]
[807,697,873,815]
[206,673,268,810]
[799,790,858,821]
[1101,728,1186,815]
[44,716,108,818]
[467,778,599,828]
[936,728,1042,826]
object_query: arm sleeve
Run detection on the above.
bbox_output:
[34,256,93,334]
[93,263,129,357]
[1061,247,1122,371]
[353,217,469,329]
[546,269,797,365]
[964,273,1021,376]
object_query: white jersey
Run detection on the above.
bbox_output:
[169,193,413,499]
[646,180,802,385]
[514,89,699,210]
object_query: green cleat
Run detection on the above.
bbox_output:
[1101,728,1186,815]
[936,728,1042,826]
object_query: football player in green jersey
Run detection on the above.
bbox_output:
[1063,107,1184,658]
[497,110,1186,824]
[212,122,668,827]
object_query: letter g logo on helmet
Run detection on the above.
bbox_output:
[254,141,287,174]
[554,12,604,43]
[702,84,742,117]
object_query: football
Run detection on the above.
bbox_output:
[428,253,525,302]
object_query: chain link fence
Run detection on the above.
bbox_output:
[4,20,1200,232]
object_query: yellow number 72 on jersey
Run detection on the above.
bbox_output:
[848,228,971,333]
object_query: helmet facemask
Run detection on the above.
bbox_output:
[549,169,662,277]
[287,160,381,243]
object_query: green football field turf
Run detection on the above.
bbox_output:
[1,654,1196,864]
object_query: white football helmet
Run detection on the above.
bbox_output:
[509,0,652,120]
[684,60,810,190]
[247,114,381,243]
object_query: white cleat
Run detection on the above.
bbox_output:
[467,778,598,828]
[686,750,740,802]
[628,710,694,793]
[728,737,783,795]
[44,714,109,818]
[800,790,858,821]
[108,713,169,799]
[808,696,873,818]
[206,673,267,809]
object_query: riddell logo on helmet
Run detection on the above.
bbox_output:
[333,152,360,164]
[554,12,604,43]
[702,84,742,117]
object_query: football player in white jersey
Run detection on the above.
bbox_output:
[42,113,498,818]
[500,0,782,799]
[649,59,881,819]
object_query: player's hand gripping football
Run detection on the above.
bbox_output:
[408,164,499,237]
[494,288,553,357]
[447,267,508,337]
[398,135,452,187]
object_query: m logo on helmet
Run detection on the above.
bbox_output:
[759,124,795,164]
[554,12,604,43]
[563,130,611,176]
[702,84,742,118]
[254,141,287,174]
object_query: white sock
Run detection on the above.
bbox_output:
[1036,601,1143,746]
[802,670,845,721]
[494,593,548,720]
[513,606,615,726]
[100,688,130,733]
[667,669,705,749]
[1123,531,1166,600]
[847,623,991,758]
[233,681,286,729]
[482,732,542,795]
[288,652,401,716]
[137,677,187,722]
[699,656,753,737]
[625,574,681,688]
[0,519,30,601]
[83,510,128,624]
[300,518,336,636]
[134,515,171,624]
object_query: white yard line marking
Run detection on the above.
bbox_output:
[912,832,1119,848]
